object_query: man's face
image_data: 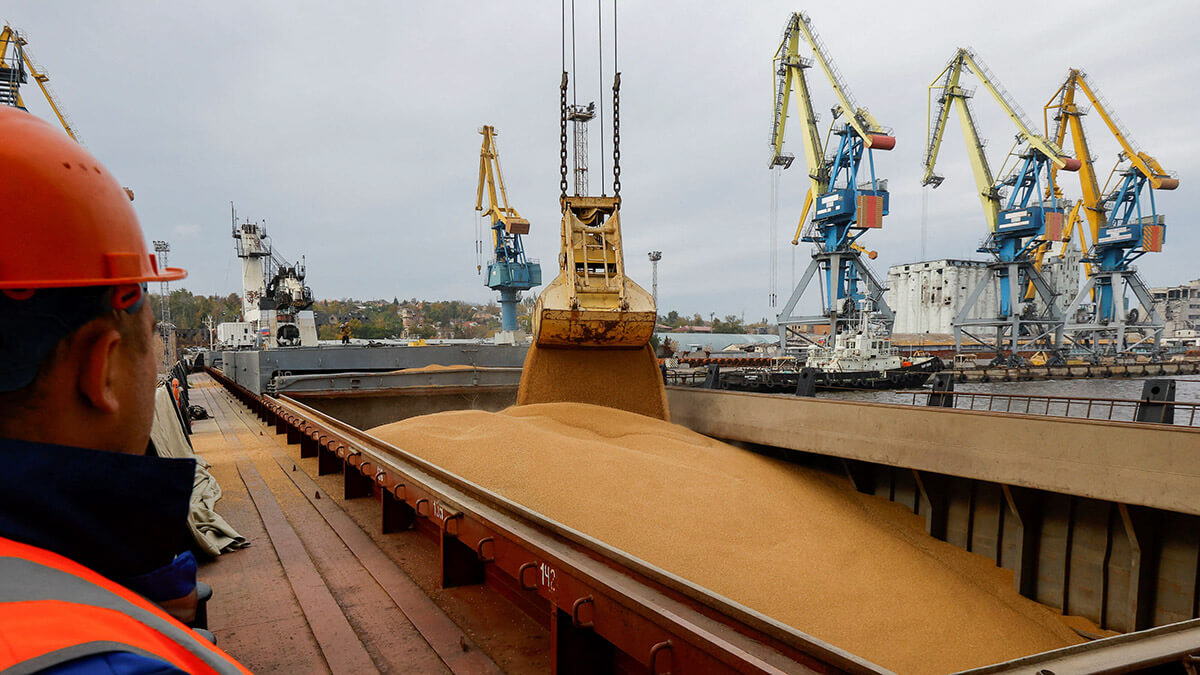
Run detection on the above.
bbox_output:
[113,303,159,454]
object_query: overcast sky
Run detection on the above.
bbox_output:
[8,1,1199,323]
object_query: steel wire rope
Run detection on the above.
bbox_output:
[560,0,569,202]
[571,0,577,107]
[612,0,619,198]
[769,167,779,308]
[597,0,604,195]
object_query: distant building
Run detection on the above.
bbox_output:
[888,259,992,334]
[887,244,1081,334]
[1150,279,1200,336]
[655,332,778,355]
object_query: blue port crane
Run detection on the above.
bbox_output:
[769,12,896,346]
[475,125,541,334]
[922,48,1082,364]
[1045,69,1176,355]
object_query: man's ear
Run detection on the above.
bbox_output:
[77,322,124,414]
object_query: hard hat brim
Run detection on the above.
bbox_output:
[0,266,187,290]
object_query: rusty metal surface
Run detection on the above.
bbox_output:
[269,393,883,675]
[534,307,657,347]
[666,386,1200,517]
[236,459,379,675]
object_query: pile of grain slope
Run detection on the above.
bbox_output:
[368,403,1084,674]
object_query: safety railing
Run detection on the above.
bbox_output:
[892,389,1200,428]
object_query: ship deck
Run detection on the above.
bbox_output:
[187,373,547,673]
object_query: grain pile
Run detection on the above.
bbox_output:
[369,403,1086,674]
[516,343,669,420]
[400,364,476,373]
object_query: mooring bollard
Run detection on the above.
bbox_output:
[704,365,721,390]
[794,367,817,397]
[927,372,955,408]
[1135,379,1175,424]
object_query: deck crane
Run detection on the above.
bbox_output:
[922,48,1081,364]
[1044,69,1175,356]
[475,125,542,338]
[0,24,82,142]
[770,12,896,346]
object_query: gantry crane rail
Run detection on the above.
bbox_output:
[1044,69,1176,356]
[923,48,1081,364]
[769,12,896,348]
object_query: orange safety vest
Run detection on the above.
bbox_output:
[0,536,250,674]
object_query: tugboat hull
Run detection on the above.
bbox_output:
[814,356,943,390]
[711,356,943,394]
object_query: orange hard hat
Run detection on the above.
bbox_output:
[0,105,186,289]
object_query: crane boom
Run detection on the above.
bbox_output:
[0,25,81,142]
[923,56,999,231]
[958,50,1070,167]
[1070,71,1178,191]
[789,13,885,143]
[1045,73,1105,256]
[476,126,528,234]
[769,21,823,180]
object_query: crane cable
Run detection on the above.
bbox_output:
[598,0,604,195]
[559,1,620,201]
[769,167,779,308]
[612,0,620,199]
[559,0,569,203]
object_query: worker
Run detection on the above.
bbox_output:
[0,106,251,674]
[340,320,351,344]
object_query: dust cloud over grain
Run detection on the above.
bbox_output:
[369,403,1085,674]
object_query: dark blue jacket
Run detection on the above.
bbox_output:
[0,437,198,674]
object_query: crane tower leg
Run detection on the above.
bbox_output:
[498,288,520,333]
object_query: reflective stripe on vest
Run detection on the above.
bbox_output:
[0,537,248,675]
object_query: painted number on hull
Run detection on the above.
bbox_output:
[539,562,557,593]
[432,501,447,522]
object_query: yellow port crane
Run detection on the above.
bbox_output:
[0,24,82,142]
[922,48,1081,364]
[1044,69,1176,355]
[475,125,541,335]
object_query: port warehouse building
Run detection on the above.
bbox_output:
[887,249,1081,335]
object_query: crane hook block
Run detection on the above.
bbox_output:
[868,135,896,151]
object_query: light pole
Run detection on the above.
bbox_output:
[648,251,662,313]
[152,240,172,372]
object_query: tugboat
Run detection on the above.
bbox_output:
[803,300,943,390]
[708,301,943,393]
